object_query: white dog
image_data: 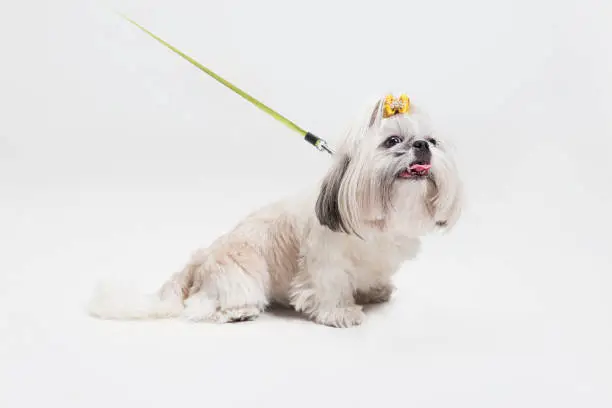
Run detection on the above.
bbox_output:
[88,93,463,328]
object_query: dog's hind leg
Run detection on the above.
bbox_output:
[181,242,270,323]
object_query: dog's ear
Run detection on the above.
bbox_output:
[315,155,352,234]
[426,166,464,232]
[368,99,383,128]
[435,179,463,231]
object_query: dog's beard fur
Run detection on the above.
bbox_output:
[88,95,463,328]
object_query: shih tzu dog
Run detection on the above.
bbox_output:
[88,93,463,328]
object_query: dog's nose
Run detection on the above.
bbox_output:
[412,140,429,151]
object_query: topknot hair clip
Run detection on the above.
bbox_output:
[382,94,410,118]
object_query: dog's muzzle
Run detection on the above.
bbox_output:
[397,139,432,178]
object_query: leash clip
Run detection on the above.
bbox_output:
[316,139,334,155]
[305,132,334,155]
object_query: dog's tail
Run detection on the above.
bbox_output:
[87,266,194,320]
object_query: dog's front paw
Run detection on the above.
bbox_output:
[313,305,365,328]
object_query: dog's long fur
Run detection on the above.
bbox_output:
[88,95,463,327]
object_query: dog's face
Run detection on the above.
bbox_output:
[315,95,463,237]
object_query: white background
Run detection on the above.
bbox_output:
[2,0,611,407]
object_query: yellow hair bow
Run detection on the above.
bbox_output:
[382,94,410,118]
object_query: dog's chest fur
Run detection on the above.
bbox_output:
[311,223,421,290]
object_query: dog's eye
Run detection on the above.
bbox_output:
[427,137,438,146]
[383,136,403,148]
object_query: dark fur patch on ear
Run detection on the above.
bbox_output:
[315,155,351,234]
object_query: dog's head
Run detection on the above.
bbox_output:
[315,94,463,237]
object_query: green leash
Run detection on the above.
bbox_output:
[119,14,333,155]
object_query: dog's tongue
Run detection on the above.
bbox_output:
[410,164,431,172]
